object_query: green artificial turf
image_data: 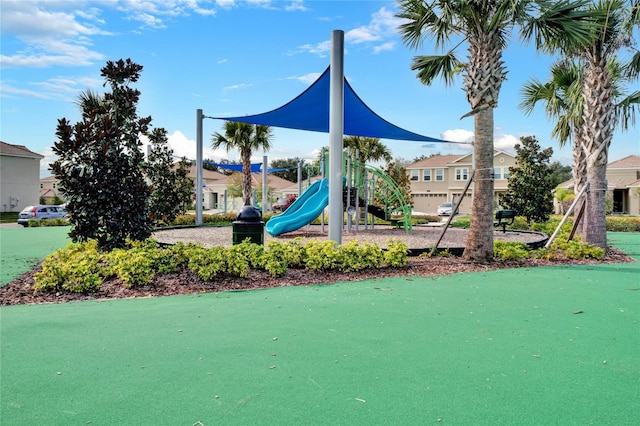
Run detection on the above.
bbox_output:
[2,243,638,425]
[0,226,72,285]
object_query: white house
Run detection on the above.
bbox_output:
[1,141,44,212]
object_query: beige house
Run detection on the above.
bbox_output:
[406,150,516,214]
[556,155,640,215]
[40,175,62,204]
[1,141,44,212]
[183,164,295,213]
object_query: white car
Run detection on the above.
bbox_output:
[17,205,68,227]
[437,202,453,216]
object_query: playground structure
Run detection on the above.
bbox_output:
[266,150,412,237]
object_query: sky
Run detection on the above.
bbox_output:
[1,0,638,178]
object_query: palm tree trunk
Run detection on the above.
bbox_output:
[582,61,615,249]
[241,148,252,206]
[572,127,588,236]
[463,106,494,262]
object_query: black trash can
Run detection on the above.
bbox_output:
[232,205,264,245]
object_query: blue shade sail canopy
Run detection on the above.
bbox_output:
[212,66,455,144]
[203,162,294,173]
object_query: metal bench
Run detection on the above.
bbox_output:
[493,210,516,233]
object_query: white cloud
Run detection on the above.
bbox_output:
[161,130,227,161]
[223,83,253,91]
[441,128,520,152]
[0,0,108,69]
[494,134,520,151]
[290,40,332,57]
[291,72,321,85]
[345,7,402,44]
[1,0,220,69]
[40,147,57,177]
[216,0,236,10]
[285,1,307,12]
[373,42,395,54]
[441,128,473,143]
[293,6,401,57]
[1,83,52,100]
[1,74,102,100]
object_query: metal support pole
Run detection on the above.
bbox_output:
[196,109,203,226]
[297,160,303,197]
[262,155,268,214]
[328,30,344,244]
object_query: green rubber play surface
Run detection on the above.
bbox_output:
[1,232,638,425]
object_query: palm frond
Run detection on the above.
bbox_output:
[411,52,464,87]
[521,0,595,53]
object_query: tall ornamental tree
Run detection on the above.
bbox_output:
[396,0,594,262]
[384,157,413,208]
[212,122,273,206]
[501,135,555,224]
[144,128,194,225]
[51,59,152,250]
[271,157,310,182]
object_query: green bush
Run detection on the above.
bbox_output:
[304,240,341,271]
[383,239,409,267]
[494,241,530,260]
[26,218,70,227]
[412,214,441,224]
[170,213,236,227]
[34,240,102,293]
[261,239,304,277]
[187,246,229,280]
[336,240,385,272]
[606,216,640,232]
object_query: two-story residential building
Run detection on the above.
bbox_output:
[555,155,640,215]
[1,141,44,212]
[406,150,516,214]
[39,175,62,204]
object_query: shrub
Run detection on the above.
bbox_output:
[534,235,605,260]
[304,240,341,271]
[187,246,228,280]
[103,247,156,288]
[336,240,385,272]
[494,241,530,260]
[606,216,640,232]
[383,239,409,267]
[34,240,102,293]
[261,239,304,277]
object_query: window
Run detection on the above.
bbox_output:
[435,169,444,181]
[423,170,431,181]
[455,168,468,181]
[493,168,502,180]
[410,170,419,181]
[503,167,510,180]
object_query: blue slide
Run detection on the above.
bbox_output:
[266,178,329,237]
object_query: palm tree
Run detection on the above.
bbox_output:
[212,122,273,206]
[396,0,594,262]
[520,60,587,230]
[520,57,638,235]
[343,136,393,165]
[561,0,639,248]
